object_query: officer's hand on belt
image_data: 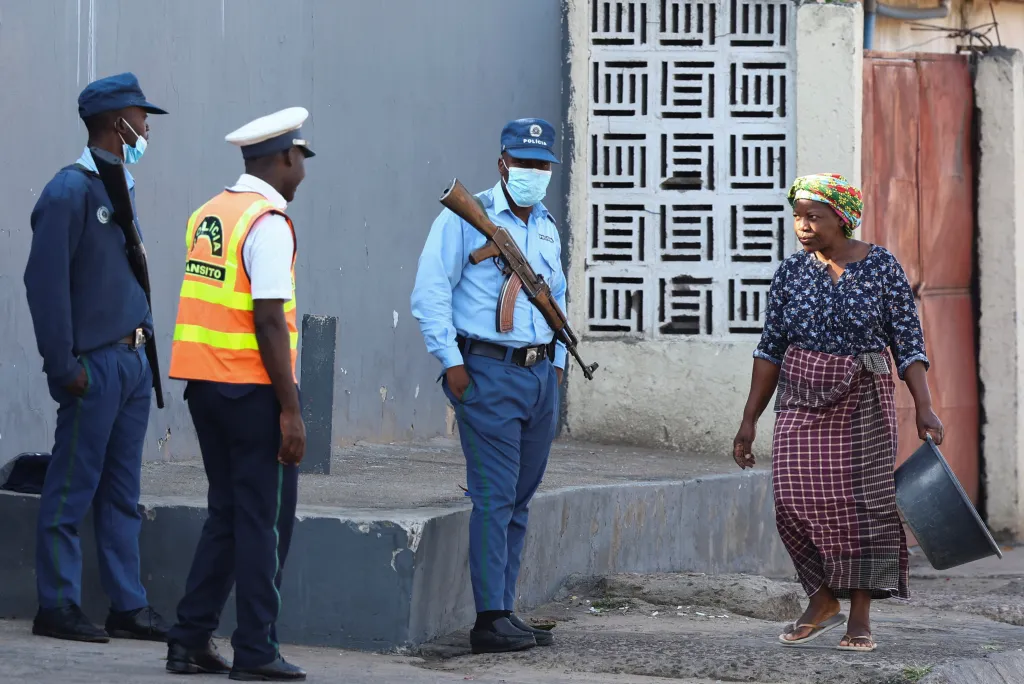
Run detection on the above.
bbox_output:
[278,409,306,466]
[447,365,472,401]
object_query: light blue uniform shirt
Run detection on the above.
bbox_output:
[75,147,135,190]
[411,181,567,371]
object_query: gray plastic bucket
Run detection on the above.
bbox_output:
[894,436,1002,570]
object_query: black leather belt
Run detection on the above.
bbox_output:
[457,336,554,368]
[119,328,148,350]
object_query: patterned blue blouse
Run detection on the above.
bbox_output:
[754,245,928,379]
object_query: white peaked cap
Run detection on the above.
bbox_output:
[225,107,314,160]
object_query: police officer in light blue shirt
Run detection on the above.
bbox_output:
[411,118,566,654]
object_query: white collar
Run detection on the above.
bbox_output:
[227,174,287,210]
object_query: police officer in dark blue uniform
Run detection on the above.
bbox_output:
[411,118,566,654]
[24,72,170,643]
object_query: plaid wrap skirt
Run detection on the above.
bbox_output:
[772,345,909,600]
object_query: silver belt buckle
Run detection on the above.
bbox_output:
[524,348,539,367]
[133,328,146,349]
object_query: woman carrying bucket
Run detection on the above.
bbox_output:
[731,173,944,652]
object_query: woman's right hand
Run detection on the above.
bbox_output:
[732,420,757,470]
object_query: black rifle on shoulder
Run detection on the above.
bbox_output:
[439,177,598,380]
[90,147,165,409]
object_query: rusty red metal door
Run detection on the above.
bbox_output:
[862,52,979,503]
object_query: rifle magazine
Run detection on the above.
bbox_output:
[496,272,523,334]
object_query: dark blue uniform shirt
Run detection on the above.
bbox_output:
[24,162,153,388]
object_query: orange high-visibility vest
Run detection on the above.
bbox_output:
[168,190,298,384]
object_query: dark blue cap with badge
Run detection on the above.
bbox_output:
[501,118,560,164]
[77,72,168,120]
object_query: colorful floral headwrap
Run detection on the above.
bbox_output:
[787,173,863,238]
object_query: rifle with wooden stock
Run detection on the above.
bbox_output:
[90,147,166,409]
[439,178,598,381]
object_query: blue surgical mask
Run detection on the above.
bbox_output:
[119,119,147,165]
[502,161,551,207]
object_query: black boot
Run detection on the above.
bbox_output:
[470,616,536,654]
[508,614,554,646]
[166,639,232,675]
[229,656,306,681]
[105,605,170,642]
[32,604,109,643]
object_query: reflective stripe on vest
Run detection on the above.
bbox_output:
[168,190,298,384]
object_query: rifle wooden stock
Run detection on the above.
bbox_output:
[439,178,599,380]
[90,147,166,408]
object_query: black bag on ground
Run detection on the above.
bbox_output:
[0,452,52,495]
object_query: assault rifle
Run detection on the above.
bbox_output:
[439,178,598,381]
[90,147,166,409]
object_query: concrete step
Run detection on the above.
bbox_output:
[0,440,792,650]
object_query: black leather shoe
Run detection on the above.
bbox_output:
[105,605,170,642]
[508,614,554,646]
[470,617,536,654]
[166,640,232,675]
[229,656,306,681]
[32,604,109,643]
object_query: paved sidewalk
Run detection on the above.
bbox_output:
[0,619,733,684]
[7,550,1024,684]
[140,437,730,509]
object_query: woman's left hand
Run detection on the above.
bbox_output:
[916,405,944,445]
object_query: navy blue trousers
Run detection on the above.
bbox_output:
[443,352,558,612]
[36,343,151,612]
[168,382,298,669]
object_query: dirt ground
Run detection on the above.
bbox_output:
[417,553,1024,684]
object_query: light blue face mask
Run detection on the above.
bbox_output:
[502,160,551,207]
[119,118,147,165]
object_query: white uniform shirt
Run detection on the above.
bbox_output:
[228,174,295,301]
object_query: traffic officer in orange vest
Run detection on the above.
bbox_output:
[163,107,313,682]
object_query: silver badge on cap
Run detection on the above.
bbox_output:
[97,206,111,224]
[529,124,543,138]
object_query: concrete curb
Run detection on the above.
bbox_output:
[0,469,791,650]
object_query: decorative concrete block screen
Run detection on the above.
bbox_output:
[585,0,796,339]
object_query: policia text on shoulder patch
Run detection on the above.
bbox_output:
[192,216,224,257]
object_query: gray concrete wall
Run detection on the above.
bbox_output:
[0,0,568,461]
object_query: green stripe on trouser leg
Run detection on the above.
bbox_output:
[269,462,283,651]
[50,397,84,607]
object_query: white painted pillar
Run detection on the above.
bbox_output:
[976,48,1024,538]
[794,0,863,184]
